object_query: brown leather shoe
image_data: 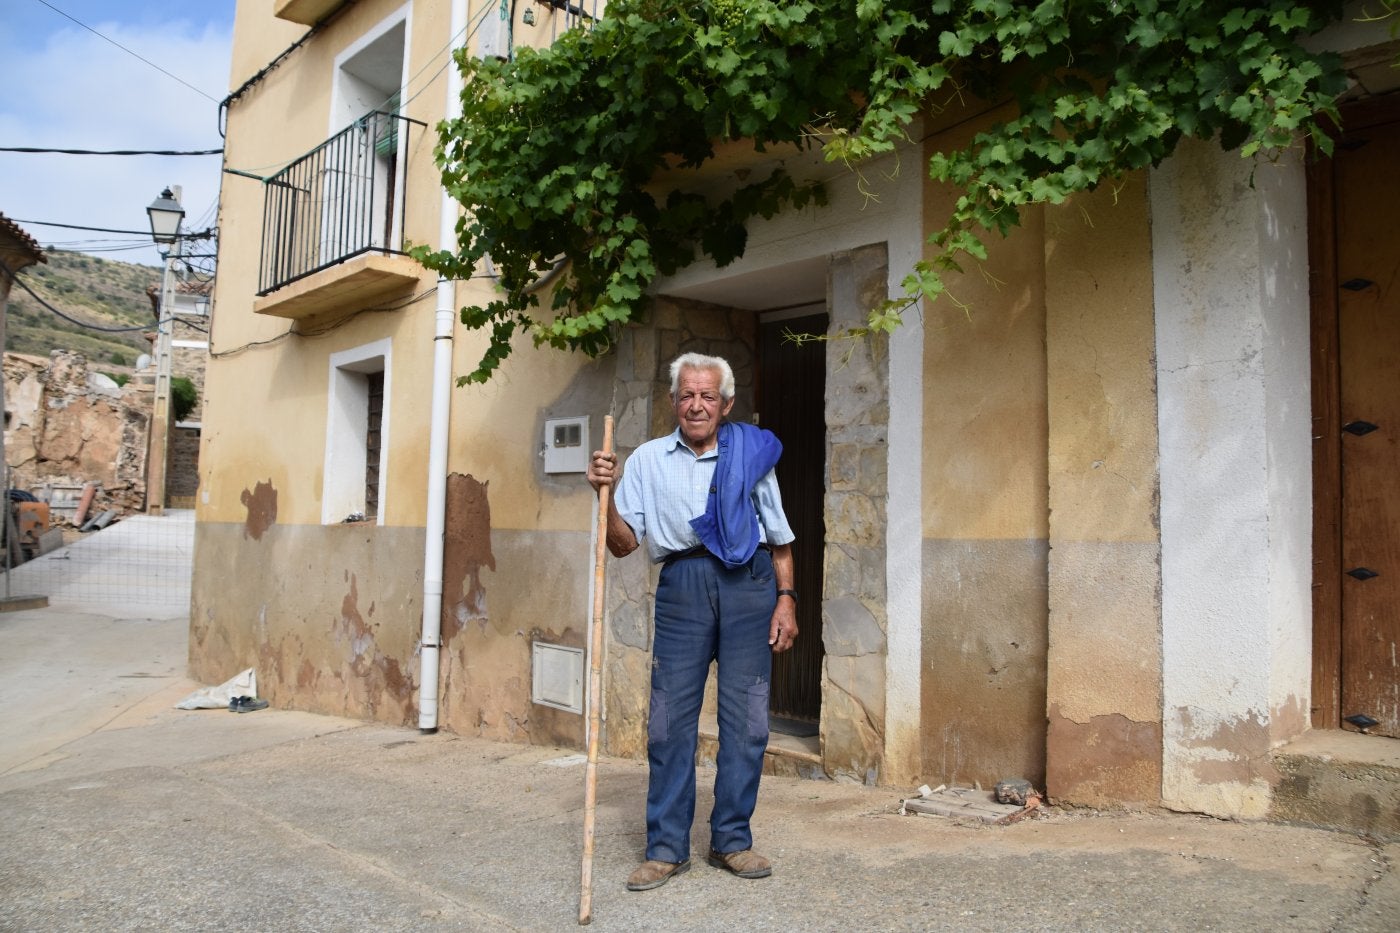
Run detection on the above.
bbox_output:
[625,859,690,891]
[706,848,772,879]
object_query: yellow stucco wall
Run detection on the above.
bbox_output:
[916,104,1162,797]
[210,0,455,527]
[205,0,598,533]
[1044,177,1164,806]
[918,104,1047,541]
[918,103,1050,788]
[1044,179,1160,547]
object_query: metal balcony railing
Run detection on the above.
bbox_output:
[258,110,426,296]
[534,0,605,32]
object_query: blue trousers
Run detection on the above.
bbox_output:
[645,548,775,863]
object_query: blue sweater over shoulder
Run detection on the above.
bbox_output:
[689,421,783,569]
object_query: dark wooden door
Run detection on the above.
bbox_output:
[758,313,826,730]
[1336,114,1400,737]
[365,371,384,521]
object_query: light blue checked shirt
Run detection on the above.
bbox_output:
[616,427,795,564]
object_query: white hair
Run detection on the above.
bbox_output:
[669,353,735,400]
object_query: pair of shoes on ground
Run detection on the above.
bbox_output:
[228,695,269,713]
[626,849,771,891]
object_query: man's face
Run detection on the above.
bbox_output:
[672,365,734,453]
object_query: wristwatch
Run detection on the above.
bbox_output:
[777,589,798,602]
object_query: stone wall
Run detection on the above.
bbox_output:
[168,426,201,500]
[3,350,152,516]
[822,245,891,784]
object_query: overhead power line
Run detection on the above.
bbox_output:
[34,0,222,104]
[12,219,218,239]
[48,242,156,256]
[0,147,223,156]
[15,219,175,237]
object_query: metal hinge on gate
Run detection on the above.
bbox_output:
[1342,420,1379,436]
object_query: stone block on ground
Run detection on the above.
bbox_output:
[902,785,1027,824]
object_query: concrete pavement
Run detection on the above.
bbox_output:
[2,511,193,619]
[1,518,1398,931]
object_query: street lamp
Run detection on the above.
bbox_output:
[146,188,184,249]
[144,187,183,515]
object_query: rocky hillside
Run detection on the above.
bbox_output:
[5,250,162,369]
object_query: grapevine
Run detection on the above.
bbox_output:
[413,1,1348,384]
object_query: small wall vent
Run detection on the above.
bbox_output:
[531,642,584,714]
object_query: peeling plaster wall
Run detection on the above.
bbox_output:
[433,470,590,749]
[191,475,595,743]
[1152,140,1313,818]
[193,270,612,742]
[193,342,609,742]
[436,473,591,746]
[1044,178,1164,806]
[190,518,424,724]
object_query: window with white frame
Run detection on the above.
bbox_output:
[324,339,391,524]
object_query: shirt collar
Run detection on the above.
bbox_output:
[664,426,720,460]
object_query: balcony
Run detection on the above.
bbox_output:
[273,0,346,26]
[255,110,426,319]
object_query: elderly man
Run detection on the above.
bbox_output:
[586,352,798,892]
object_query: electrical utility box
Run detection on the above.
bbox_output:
[543,416,589,473]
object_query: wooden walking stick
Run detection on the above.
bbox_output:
[579,414,613,925]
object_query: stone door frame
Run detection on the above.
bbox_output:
[601,242,901,785]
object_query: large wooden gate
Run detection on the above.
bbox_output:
[1311,96,1400,737]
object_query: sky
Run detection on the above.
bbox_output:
[0,0,236,269]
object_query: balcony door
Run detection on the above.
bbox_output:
[327,12,408,265]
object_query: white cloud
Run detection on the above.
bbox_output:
[0,12,233,268]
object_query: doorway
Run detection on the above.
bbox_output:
[1310,95,1400,737]
[758,310,827,736]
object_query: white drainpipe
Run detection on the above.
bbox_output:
[418,0,470,733]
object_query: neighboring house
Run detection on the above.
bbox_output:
[196,0,1399,832]
[144,276,212,508]
[2,213,154,519]
[3,350,153,517]
[0,212,46,479]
